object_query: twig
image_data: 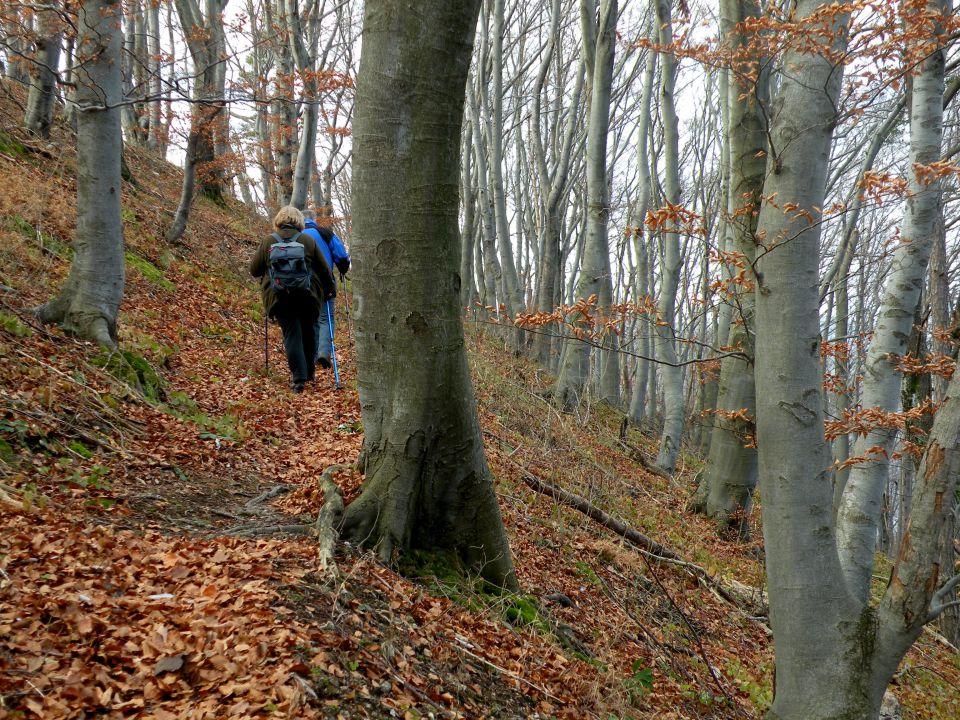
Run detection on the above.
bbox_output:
[451,639,564,705]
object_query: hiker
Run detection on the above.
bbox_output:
[250,206,336,393]
[302,209,350,369]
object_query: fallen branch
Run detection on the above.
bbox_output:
[520,470,680,560]
[225,522,312,537]
[315,465,347,574]
[244,484,293,510]
[511,459,766,624]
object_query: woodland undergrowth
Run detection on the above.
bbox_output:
[0,91,957,719]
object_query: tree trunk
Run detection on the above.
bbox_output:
[554,0,619,410]
[836,9,945,603]
[343,0,517,590]
[653,0,683,472]
[37,0,124,348]
[754,1,958,716]
[286,0,320,210]
[24,5,63,138]
[700,0,768,537]
[460,122,478,309]
[146,0,163,151]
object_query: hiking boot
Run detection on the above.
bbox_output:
[317,355,332,370]
[291,381,305,393]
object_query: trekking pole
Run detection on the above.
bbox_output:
[327,300,341,390]
[264,314,269,376]
[342,272,353,340]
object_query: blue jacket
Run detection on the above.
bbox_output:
[303,219,350,276]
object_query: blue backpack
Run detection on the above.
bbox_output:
[267,232,312,298]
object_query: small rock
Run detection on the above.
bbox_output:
[880,690,902,720]
[544,591,577,609]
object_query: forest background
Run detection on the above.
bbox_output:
[1,0,960,718]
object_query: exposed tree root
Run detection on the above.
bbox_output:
[315,464,347,574]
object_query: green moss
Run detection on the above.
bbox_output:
[67,441,94,459]
[398,548,466,586]
[11,216,33,236]
[92,350,165,403]
[125,251,175,292]
[0,131,27,158]
[503,595,546,629]
[574,561,604,587]
[0,437,15,463]
[162,393,247,441]
[0,312,32,337]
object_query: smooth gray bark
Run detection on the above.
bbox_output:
[836,13,946,603]
[554,0,618,410]
[531,0,584,367]
[343,0,517,590]
[37,0,124,348]
[628,24,656,424]
[167,0,228,242]
[699,0,768,537]
[24,6,62,138]
[754,1,959,717]
[652,0,683,472]
[485,0,525,330]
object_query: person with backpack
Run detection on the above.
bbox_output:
[250,206,336,393]
[302,209,350,369]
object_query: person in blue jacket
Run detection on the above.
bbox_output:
[302,210,350,368]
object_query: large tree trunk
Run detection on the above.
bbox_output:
[554,0,618,410]
[342,0,517,590]
[37,0,124,348]
[531,0,584,368]
[24,5,63,138]
[752,3,860,713]
[166,0,227,242]
[699,0,768,537]
[753,1,957,717]
[145,0,164,151]
[484,0,525,338]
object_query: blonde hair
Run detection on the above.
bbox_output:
[273,205,305,231]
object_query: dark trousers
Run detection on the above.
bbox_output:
[275,307,318,384]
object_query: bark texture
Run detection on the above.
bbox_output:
[700,0,768,537]
[37,0,124,347]
[652,0,684,472]
[836,8,946,603]
[343,0,517,590]
[554,0,618,410]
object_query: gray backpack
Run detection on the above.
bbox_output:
[268,232,312,299]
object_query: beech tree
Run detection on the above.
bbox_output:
[37,0,124,347]
[554,0,619,410]
[341,0,517,590]
[694,0,768,536]
[753,0,959,716]
[23,2,62,138]
[166,0,228,242]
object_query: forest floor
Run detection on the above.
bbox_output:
[0,91,958,719]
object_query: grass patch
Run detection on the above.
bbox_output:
[164,390,248,442]
[125,251,175,292]
[0,311,32,337]
[0,131,27,158]
[92,349,165,403]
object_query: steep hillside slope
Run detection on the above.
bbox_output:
[0,89,957,719]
